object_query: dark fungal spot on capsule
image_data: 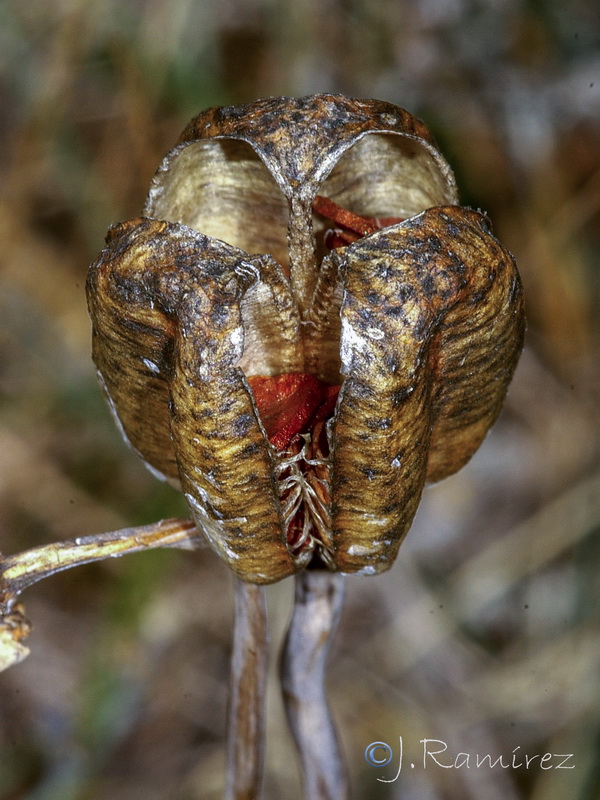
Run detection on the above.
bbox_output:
[220,104,245,119]
[421,273,436,296]
[191,406,213,421]
[373,263,393,280]
[173,252,195,273]
[356,306,375,323]
[366,417,392,430]
[438,213,462,237]
[412,313,433,340]
[232,413,255,436]
[383,352,401,373]
[398,283,416,302]
[240,441,261,457]
[205,428,229,440]
[426,234,444,253]
[439,284,459,303]
[112,274,147,306]
[468,287,489,305]
[120,315,157,337]
[384,305,407,319]
[260,139,276,157]
[391,386,413,406]
[371,236,393,253]
[348,379,375,399]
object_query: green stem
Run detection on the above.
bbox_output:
[0,518,199,614]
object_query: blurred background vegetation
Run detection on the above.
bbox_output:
[0,0,599,798]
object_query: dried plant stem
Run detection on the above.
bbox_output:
[0,518,199,614]
[280,570,348,800]
[225,577,269,800]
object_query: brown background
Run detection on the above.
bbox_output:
[1,0,599,798]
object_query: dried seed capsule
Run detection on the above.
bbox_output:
[87,95,524,583]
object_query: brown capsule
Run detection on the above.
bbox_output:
[87,95,524,583]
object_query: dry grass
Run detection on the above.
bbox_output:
[1,0,599,798]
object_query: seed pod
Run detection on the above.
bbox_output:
[87,95,524,583]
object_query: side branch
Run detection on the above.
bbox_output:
[0,517,200,614]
